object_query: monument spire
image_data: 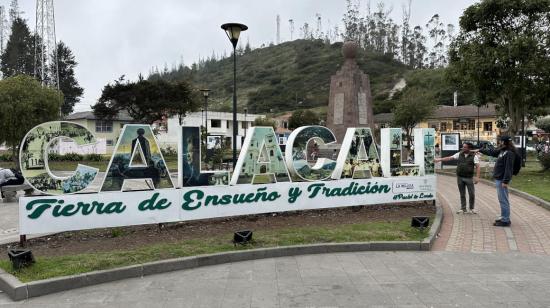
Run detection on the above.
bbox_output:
[326,41,375,142]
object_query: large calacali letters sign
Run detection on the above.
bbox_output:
[19,122,436,235]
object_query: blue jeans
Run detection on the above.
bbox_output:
[495,180,510,222]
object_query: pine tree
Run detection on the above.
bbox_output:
[54,41,83,116]
[0,17,34,78]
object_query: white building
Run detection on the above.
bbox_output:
[156,111,265,150]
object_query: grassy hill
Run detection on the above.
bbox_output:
[151,39,411,115]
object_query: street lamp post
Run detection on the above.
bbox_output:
[200,89,210,138]
[244,107,248,138]
[221,22,248,168]
[477,104,480,146]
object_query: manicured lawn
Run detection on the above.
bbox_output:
[506,160,550,202]
[476,157,550,202]
[0,219,429,282]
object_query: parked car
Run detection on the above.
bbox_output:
[462,140,495,150]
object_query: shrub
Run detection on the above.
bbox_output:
[539,152,550,171]
[47,153,62,161]
[48,153,83,161]
[161,146,177,157]
[85,153,104,161]
[0,153,13,162]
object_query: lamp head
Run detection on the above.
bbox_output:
[200,89,210,98]
[221,23,248,48]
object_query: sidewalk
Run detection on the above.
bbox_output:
[2,251,549,307]
[434,174,550,254]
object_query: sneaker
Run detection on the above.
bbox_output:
[493,220,511,227]
[456,209,466,214]
[470,209,478,214]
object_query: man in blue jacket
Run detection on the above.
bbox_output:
[477,136,516,227]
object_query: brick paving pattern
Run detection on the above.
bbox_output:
[434,175,550,255]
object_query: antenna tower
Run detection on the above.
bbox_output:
[34,0,59,89]
[276,14,280,44]
[0,6,7,56]
[288,19,294,41]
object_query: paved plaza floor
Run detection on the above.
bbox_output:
[1,175,549,306]
[1,251,549,307]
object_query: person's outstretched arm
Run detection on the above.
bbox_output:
[435,152,459,163]
[478,147,500,158]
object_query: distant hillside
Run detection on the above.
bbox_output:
[150,39,411,115]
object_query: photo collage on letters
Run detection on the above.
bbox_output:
[20,121,99,195]
[101,125,173,191]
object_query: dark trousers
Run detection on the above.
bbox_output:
[457,176,475,210]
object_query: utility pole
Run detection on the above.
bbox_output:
[276,14,280,44]
[289,19,294,41]
[34,0,59,90]
[315,13,322,39]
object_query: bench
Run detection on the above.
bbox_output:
[1,181,35,202]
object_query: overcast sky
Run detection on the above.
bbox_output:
[11,0,477,112]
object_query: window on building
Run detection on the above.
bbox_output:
[120,123,124,129]
[282,121,288,129]
[106,139,114,146]
[468,119,476,130]
[211,119,221,128]
[241,121,247,129]
[454,120,469,130]
[96,120,113,133]
[453,120,460,130]
[428,122,439,131]
[440,122,447,131]
[226,121,230,129]
[483,122,493,131]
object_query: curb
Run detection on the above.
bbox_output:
[0,201,443,301]
[436,170,550,212]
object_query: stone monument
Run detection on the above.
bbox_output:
[326,41,375,142]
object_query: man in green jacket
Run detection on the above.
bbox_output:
[435,142,481,214]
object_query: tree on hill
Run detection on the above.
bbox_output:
[0,17,34,78]
[252,117,277,130]
[288,109,320,129]
[55,41,84,116]
[392,88,436,149]
[8,0,21,23]
[0,75,61,163]
[448,0,550,135]
[93,77,200,124]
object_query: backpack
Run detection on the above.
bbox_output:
[512,150,522,176]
